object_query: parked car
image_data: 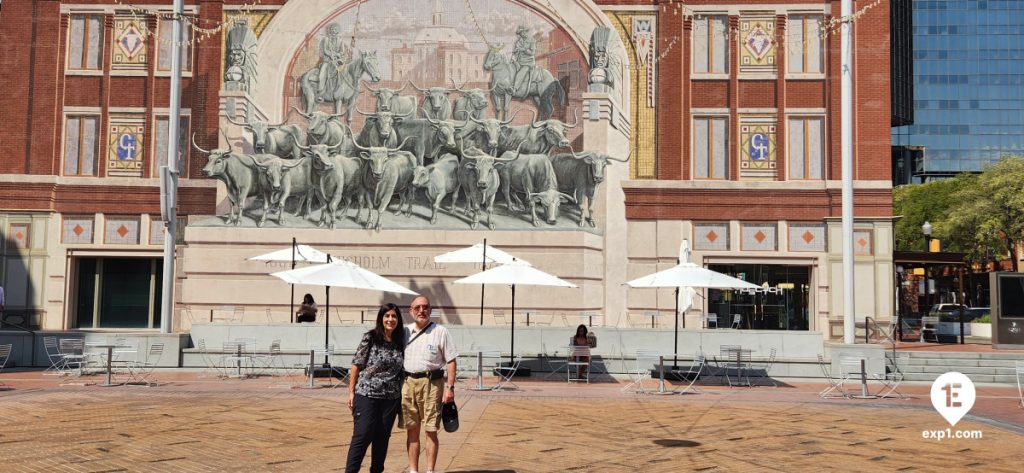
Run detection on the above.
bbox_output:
[928,304,967,322]
[965,307,990,322]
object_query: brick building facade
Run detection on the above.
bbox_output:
[0,0,893,336]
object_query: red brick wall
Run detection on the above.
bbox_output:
[627,0,893,220]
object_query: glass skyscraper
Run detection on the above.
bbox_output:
[892,0,1024,184]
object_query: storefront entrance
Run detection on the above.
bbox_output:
[71,257,162,329]
[707,264,811,331]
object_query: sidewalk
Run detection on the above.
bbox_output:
[0,370,1021,472]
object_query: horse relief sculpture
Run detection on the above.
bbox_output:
[205,1,622,232]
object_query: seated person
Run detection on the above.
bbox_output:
[296,293,318,323]
[569,324,591,378]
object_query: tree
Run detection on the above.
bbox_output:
[942,157,1024,272]
[892,174,974,252]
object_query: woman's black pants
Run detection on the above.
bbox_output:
[345,393,400,473]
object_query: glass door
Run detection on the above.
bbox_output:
[707,264,810,331]
[72,257,162,328]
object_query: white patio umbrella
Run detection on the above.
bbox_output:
[627,240,759,367]
[454,259,575,364]
[249,238,331,321]
[434,239,527,325]
[272,259,418,363]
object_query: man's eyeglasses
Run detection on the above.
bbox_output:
[412,305,431,310]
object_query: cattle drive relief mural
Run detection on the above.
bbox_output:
[195,0,628,232]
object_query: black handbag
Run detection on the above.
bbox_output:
[441,401,459,433]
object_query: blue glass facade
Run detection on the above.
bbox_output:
[892,0,1024,182]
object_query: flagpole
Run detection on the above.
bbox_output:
[480,239,487,325]
[290,237,296,323]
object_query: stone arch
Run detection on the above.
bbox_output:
[251,0,631,121]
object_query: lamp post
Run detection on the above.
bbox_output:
[921,221,933,319]
[922,221,933,252]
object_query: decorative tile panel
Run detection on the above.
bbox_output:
[694,223,729,251]
[149,219,165,245]
[741,223,777,251]
[111,16,147,70]
[740,117,777,180]
[105,217,140,245]
[107,116,145,177]
[853,230,873,256]
[789,224,826,252]
[739,17,777,73]
[63,216,94,244]
[8,223,30,250]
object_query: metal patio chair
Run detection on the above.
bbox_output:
[674,353,705,395]
[817,354,846,399]
[493,354,523,391]
[43,336,68,376]
[704,313,718,329]
[1016,360,1024,409]
[622,350,660,393]
[920,316,940,343]
[0,344,12,390]
[540,343,567,380]
[730,314,742,329]
[877,352,909,399]
[748,347,778,387]
[127,343,164,386]
[567,345,592,384]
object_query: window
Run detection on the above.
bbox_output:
[157,17,192,72]
[788,117,825,179]
[788,15,824,73]
[154,116,190,175]
[694,117,729,179]
[68,14,103,71]
[64,115,100,176]
[693,15,728,74]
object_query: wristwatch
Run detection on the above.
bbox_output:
[445,384,455,390]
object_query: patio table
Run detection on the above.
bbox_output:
[86,342,129,387]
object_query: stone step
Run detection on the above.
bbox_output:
[908,365,1020,376]
[899,351,1024,361]
[904,373,1018,384]
[903,358,1021,368]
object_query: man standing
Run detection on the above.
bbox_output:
[0,284,5,320]
[402,295,457,473]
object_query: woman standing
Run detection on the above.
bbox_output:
[345,303,405,473]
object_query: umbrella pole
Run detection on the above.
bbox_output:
[480,239,487,326]
[290,238,297,323]
[510,284,515,366]
[323,254,332,367]
[673,287,679,369]
[324,286,331,367]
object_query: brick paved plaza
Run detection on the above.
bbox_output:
[0,373,1022,472]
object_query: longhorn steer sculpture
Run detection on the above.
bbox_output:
[413,82,454,120]
[457,146,516,230]
[496,109,578,156]
[412,153,461,225]
[499,145,576,226]
[225,114,305,160]
[353,138,417,232]
[365,82,418,118]
[551,149,630,227]
[195,133,270,226]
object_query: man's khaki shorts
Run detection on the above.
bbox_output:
[401,376,443,431]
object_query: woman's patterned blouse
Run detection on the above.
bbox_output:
[352,332,404,399]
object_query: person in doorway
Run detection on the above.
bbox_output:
[345,303,406,473]
[402,295,458,473]
[570,324,591,378]
[295,293,318,323]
